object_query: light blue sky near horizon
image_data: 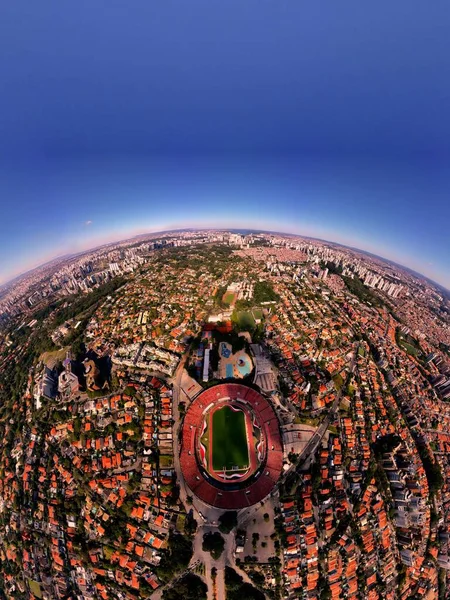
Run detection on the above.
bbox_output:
[0,2,449,287]
[1,156,449,289]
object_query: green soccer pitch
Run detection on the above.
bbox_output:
[211,405,249,471]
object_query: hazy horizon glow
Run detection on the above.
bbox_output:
[0,2,449,288]
[0,156,449,288]
[0,157,448,289]
[4,217,447,290]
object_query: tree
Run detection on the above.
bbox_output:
[71,338,86,361]
[184,514,197,537]
[225,567,265,600]
[163,573,207,600]
[218,510,238,534]
[248,569,265,587]
[156,532,193,583]
[252,532,260,551]
[253,281,279,304]
[202,531,225,560]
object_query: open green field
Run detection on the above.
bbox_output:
[212,405,249,471]
[236,310,256,329]
[28,580,43,599]
[396,329,421,357]
[332,373,345,390]
[222,291,236,306]
[159,454,174,468]
[39,346,70,367]
[400,341,420,356]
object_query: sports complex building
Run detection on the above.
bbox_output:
[180,383,283,509]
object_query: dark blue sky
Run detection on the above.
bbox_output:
[0,2,449,286]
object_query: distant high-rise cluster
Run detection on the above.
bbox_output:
[363,272,403,297]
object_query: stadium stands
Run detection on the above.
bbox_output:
[180,383,283,508]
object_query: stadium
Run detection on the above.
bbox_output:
[180,383,283,509]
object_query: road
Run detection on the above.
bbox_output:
[168,350,271,599]
[189,525,226,600]
[164,342,363,599]
[291,343,359,472]
[170,352,225,525]
[170,348,205,520]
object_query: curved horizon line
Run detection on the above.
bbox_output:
[1,225,449,294]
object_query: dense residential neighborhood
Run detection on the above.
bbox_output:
[0,230,449,599]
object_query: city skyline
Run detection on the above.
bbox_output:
[1,156,449,289]
[2,219,449,295]
[1,2,449,288]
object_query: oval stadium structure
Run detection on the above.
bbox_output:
[180,383,283,509]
